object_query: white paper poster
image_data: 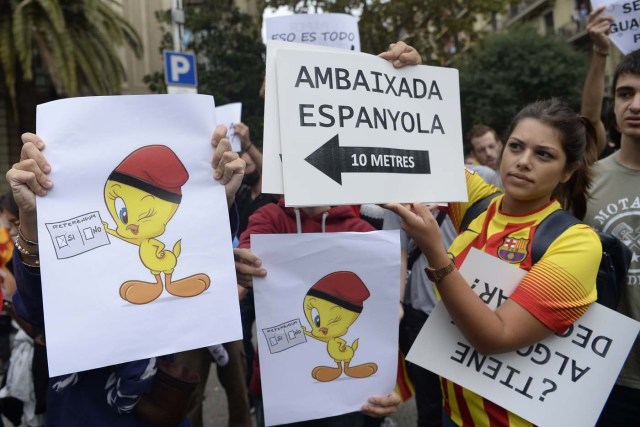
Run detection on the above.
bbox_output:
[276,48,467,206]
[215,102,243,152]
[36,95,242,376]
[262,41,366,195]
[592,0,640,54]
[265,13,360,51]
[252,231,400,426]
[407,248,640,427]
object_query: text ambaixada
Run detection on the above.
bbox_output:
[294,66,442,100]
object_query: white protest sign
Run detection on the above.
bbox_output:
[215,102,243,152]
[36,95,242,376]
[252,231,399,426]
[276,49,467,206]
[407,248,640,427]
[262,41,367,194]
[592,0,640,54]
[265,13,360,51]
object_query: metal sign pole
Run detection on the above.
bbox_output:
[171,0,184,52]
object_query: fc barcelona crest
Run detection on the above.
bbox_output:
[498,237,529,263]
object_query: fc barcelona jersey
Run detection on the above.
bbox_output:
[441,169,600,427]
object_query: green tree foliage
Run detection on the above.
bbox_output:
[455,25,587,137]
[265,0,511,62]
[0,0,143,105]
[145,0,266,145]
[0,0,143,160]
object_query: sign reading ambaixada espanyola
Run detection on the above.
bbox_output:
[276,48,467,206]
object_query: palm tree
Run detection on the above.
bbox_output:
[0,0,143,134]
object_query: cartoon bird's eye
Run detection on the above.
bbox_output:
[114,197,128,224]
[311,308,320,327]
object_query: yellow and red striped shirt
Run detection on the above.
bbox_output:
[442,169,600,427]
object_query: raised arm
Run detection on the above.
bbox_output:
[581,6,614,155]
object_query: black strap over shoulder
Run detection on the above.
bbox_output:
[455,193,632,310]
[460,192,500,231]
[530,209,580,263]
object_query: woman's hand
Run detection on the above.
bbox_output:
[384,203,446,263]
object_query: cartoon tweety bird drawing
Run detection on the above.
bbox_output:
[302,271,378,382]
[103,145,210,305]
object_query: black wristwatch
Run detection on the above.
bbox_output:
[425,261,456,283]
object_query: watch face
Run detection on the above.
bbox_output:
[426,262,453,283]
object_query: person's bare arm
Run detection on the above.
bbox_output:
[386,203,553,355]
[581,6,614,155]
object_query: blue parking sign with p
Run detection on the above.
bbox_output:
[164,51,197,86]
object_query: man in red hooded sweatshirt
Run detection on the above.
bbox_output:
[234,198,400,427]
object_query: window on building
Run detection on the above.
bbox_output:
[544,11,554,35]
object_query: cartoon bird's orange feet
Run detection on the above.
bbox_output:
[165,274,211,298]
[312,365,343,382]
[120,281,163,305]
[344,362,378,379]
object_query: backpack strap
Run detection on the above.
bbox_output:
[460,192,501,231]
[531,209,580,263]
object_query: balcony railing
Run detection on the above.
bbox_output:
[506,0,552,25]
[557,19,589,42]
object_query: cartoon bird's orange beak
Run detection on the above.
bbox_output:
[319,327,328,335]
[126,224,139,235]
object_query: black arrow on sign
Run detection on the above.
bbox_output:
[304,134,431,185]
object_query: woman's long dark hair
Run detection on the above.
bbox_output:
[503,99,597,219]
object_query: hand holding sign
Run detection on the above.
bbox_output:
[406,249,640,427]
[588,6,615,54]
[592,0,640,54]
[215,102,243,152]
[378,41,422,68]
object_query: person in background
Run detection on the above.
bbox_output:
[467,125,502,171]
[232,121,278,416]
[235,200,402,427]
[579,15,640,423]
[175,121,267,427]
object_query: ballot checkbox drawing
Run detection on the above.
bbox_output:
[46,211,111,259]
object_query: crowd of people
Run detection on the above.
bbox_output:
[0,5,638,427]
